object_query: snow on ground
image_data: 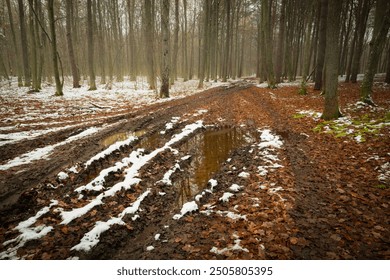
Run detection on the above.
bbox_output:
[173,201,199,220]
[0,77,217,147]
[71,190,151,252]
[61,120,204,225]
[0,200,58,260]
[0,127,100,171]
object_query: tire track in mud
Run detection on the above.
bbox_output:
[2,83,256,258]
[0,85,238,211]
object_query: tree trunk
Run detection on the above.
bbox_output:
[127,0,136,81]
[48,0,63,96]
[198,1,210,88]
[87,0,97,90]
[66,0,80,88]
[385,45,390,84]
[275,0,286,84]
[160,0,170,98]
[171,0,179,85]
[360,0,390,104]
[261,0,275,88]
[28,0,39,92]
[350,0,371,83]
[144,0,156,90]
[222,0,231,82]
[314,0,328,90]
[183,0,189,81]
[5,0,23,87]
[17,0,31,87]
[322,0,342,120]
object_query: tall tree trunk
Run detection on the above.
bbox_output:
[262,0,275,88]
[171,0,179,85]
[5,0,23,86]
[87,0,96,90]
[275,0,286,84]
[222,0,231,82]
[198,1,210,88]
[360,0,390,104]
[28,0,39,92]
[66,0,80,88]
[322,0,342,120]
[48,0,63,96]
[144,0,156,90]
[17,0,31,87]
[127,0,136,81]
[350,0,371,83]
[385,45,390,84]
[160,0,170,98]
[314,0,328,90]
[183,0,189,81]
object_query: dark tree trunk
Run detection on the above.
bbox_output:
[314,0,328,90]
[48,0,63,96]
[66,0,80,88]
[87,0,97,90]
[322,0,342,120]
[360,0,390,104]
[160,0,170,98]
[18,0,31,87]
[6,0,23,87]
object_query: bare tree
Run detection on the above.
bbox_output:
[66,0,80,88]
[87,0,97,90]
[360,0,390,104]
[48,0,63,96]
[322,0,342,120]
[160,0,170,98]
[17,0,31,87]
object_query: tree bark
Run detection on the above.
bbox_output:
[350,0,371,83]
[87,0,97,90]
[66,0,80,88]
[160,0,170,98]
[275,0,286,84]
[144,0,156,90]
[48,0,63,96]
[5,0,23,86]
[322,0,342,120]
[360,0,390,104]
[314,0,328,90]
[17,0,31,87]
[385,44,390,84]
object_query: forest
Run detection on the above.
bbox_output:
[0,0,389,261]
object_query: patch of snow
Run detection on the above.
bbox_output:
[219,192,234,203]
[0,127,99,171]
[68,166,79,174]
[210,234,249,255]
[0,200,58,260]
[154,234,161,241]
[71,190,150,252]
[57,172,69,181]
[208,179,218,191]
[157,164,180,186]
[238,171,250,178]
[173,201,198,220]
[258,129,283,149]
[146,246,155,251]
[63,121,203,224]
[85,135,137,167]
[229,184,242,192]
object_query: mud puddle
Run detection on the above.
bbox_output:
[176,126,257,206]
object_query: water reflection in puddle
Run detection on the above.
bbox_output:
[177,127,255,206]
[101,129,147,147]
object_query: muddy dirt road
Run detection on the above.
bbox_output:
[0,82,389,260]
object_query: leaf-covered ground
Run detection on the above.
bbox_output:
[0,80,389,260]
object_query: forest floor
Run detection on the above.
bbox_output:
[0,79,389,260]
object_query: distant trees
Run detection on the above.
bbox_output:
[0,0,388,107]
[160,0,170,98]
